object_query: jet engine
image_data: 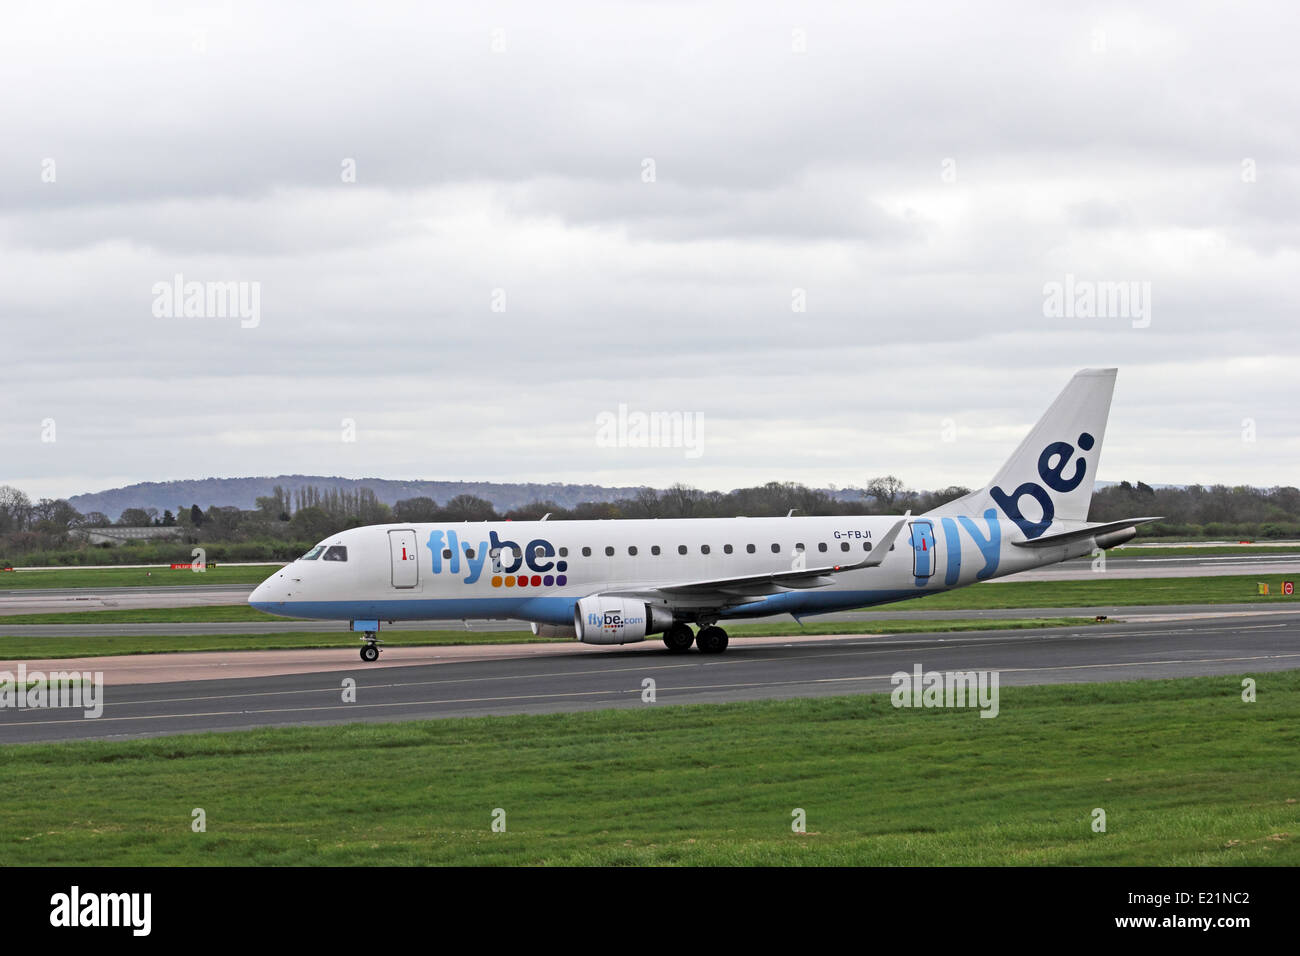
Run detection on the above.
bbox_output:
[1094,526,1138,549]
[574,596,673,645]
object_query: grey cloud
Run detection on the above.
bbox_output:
[2,1,1299,499]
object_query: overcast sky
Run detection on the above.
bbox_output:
[3,1,1297,502]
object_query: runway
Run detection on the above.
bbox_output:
[0,584,251,616]
[3,608,1297,744]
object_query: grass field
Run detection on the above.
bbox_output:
[0,618,1093,659]
[0,565,280,590]
[2,672,1296,866]
[3,605,296,624]
[918,573,1293,610]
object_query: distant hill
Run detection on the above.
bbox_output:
[68,476,657,520]
[66,476,1189,521]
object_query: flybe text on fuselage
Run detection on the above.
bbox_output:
[936,510,1001,585]
[425,529,569,585]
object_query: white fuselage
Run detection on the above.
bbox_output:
[247,513,1094,630]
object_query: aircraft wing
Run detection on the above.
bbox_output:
[602,516,910,609]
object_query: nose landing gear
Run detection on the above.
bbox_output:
[360,632,382,662]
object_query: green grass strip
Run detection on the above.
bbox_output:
[1,672,1296,865]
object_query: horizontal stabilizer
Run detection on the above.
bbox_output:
[1010,516,1162,548]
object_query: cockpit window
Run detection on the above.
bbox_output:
[323,546,348,562]
[300,546,325,561]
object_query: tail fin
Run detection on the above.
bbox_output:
[927,368,1117,539]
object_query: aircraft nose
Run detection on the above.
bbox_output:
[248,572,286,613]
[248,579,269,610]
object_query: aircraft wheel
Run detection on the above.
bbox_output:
[662,623,695,653]
[360,643,380,662]
[697,626,729,654]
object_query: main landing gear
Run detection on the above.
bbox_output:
[662,623,695,653]
[661,623,730,654]
[696,625,729,654]
[360,632,382,662]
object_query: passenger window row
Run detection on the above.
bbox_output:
[432,541,888,561]
[572,541,875,557]
[311,539,891,566]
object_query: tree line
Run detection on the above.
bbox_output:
[1,478,1298,566]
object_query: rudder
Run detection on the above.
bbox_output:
[927,368,1117,538]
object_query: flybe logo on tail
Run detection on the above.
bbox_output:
[990,432,1094,539]
[426,529,569,587]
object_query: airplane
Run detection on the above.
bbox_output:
[249,368,1158,661]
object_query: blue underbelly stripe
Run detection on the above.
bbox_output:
[250,589,927,627]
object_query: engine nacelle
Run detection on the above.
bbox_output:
[574,596,673,645]
[1094,526,1138,550]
